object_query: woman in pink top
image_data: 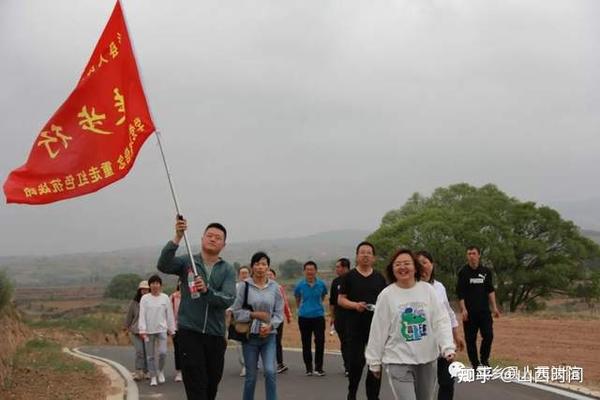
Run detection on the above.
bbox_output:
[170,282,182,382]
[267,269,292,373]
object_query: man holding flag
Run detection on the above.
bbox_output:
[158,216,236,400]
[3,3,231,398]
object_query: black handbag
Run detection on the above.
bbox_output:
[228,281,253,342]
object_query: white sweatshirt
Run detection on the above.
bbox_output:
[365,281,455,372]
[138,292,176,334]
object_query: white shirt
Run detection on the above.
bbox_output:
[138,292,176,334]
[365,281,455,371]
[433,280,459,329]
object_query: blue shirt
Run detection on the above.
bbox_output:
[294,278,328,318]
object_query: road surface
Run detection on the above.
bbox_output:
[80,345,589,400]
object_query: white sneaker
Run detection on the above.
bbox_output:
[240,367,246,377]
[150,377,158,386]
[158,371,166,384]
[174,371,183,382]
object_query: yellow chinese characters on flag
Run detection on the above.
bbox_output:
[3,0,155,205]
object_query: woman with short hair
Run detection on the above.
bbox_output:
[139,274,176,387]
[365,249,455,400]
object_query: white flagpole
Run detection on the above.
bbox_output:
[119,0,199,276]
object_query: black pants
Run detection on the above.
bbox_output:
[298,316,325,372]
[437,356,455,400]
[463,310,493,368]
[173,332,182,371]
[346,317,381,400]
[276,321,284,366]
[334,317,349,371]
[178,328,227,400]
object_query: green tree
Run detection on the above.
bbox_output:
[573,271,600,311]
[104,273,143,300]
[368,183,600,312]
[279,259,303,279]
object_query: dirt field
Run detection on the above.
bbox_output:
[282,314,600,390]
[0,338,108,400]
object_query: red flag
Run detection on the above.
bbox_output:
[3,1,155,205]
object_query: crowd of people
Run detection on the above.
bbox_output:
[123,217,500,400]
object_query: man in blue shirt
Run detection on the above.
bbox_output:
[294,261,328,376]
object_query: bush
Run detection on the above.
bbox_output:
[279,259,303,279]
[0,270,14,314]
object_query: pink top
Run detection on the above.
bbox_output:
[280,285,292,323]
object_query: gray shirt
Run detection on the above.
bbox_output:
[232,277,284,335]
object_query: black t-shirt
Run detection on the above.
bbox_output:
[330,275,348,321]
[338,268,387,330]
[456,265,495,313]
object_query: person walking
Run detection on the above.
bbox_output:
[338,242,387,400]
[417,251,465,400]
[170,282,183,382]
[229,266,252,377]
[267,269,292,374]
[456,246,500,369]
[139,274,176,386]
[294,261,328,376]
[231,252,284,400]
[157,217,236,399]
[329,257,351,376]
[366,249,455,400]
[124,280,150,381]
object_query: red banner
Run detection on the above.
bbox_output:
[3,1,155,205]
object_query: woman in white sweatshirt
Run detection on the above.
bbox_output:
[139,274,176,387]
[365,249,455,400]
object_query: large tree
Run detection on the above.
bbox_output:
[367,183,600,311]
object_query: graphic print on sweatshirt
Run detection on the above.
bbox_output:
[399,304,427,342]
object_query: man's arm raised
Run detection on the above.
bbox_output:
[157,216,188,275]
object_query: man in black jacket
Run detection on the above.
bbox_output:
[456,246,501,369]
[329,257,351,376]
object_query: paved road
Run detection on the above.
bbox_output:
[81,345,586,400]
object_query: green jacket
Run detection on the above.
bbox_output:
[157,241,236,336]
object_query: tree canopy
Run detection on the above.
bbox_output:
[104,273,143,300]
[367,183,600,311]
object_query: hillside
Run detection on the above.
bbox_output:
[0,229,369,286]
[3,227,598,287]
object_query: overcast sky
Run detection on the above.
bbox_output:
[1,0,599,257]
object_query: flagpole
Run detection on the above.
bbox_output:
[155,130,199,277]
[119,0,198,276]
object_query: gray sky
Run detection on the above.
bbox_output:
[1,0,599,256]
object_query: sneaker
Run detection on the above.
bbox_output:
[174,371,182,382]
[314,370,326,377]
[277,364,288,374]
[305,371,313,376]
[240,367,246,377]
[158,371,166,384]
[150,377,158,386]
